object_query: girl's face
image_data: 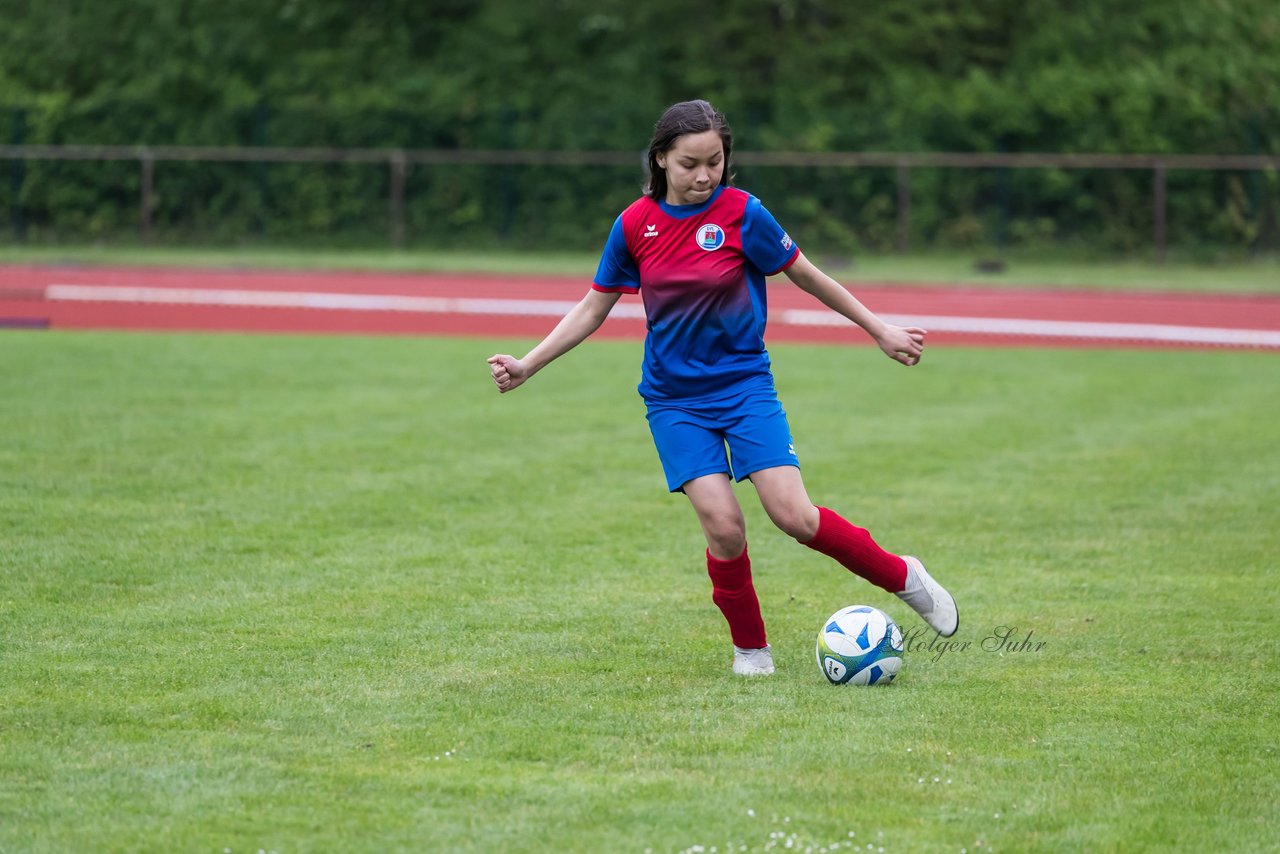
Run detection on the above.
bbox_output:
[656,130,724,206]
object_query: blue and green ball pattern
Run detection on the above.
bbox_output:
[816,605,904,685]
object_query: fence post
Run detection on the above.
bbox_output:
[139,148,155,242]
[389,150,407,249]
[896,163,911,253]
[996,153,1011,250]
[1153,162,1167,264]
[10,108,25,242]
[252,102,269,237]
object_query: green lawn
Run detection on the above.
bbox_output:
[2,331,1277,852]
[1,243,1278,292]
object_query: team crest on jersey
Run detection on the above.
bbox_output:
[695,223,726,251]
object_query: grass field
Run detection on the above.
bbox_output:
[2,328,1277,852]
[2,243,1279,293]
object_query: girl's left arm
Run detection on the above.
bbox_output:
[783,251,926,366]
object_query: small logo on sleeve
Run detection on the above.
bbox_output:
[695,224,726,251]
[781,233,793,250]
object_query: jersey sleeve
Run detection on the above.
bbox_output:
[592,215,641,294]
[741,195,800,275]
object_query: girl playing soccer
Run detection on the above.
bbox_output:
[488,99,958,675]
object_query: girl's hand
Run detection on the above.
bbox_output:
[875,325,927,366]
[487,354,529,392]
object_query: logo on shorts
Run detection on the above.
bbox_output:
[695,224,726,251]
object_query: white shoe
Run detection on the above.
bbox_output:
[896,556,959,637]
[732,644,775,676]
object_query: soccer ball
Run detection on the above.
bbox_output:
[816,605,904,685]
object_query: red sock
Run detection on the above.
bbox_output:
[803,506,908,593]
[706,546,767,649]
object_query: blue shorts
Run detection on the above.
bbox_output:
[645,388,800,492]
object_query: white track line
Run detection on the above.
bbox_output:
[781,309,1280,348]
[44,284,1280,348]
[46,284,626,318]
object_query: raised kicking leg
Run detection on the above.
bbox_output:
[749,465,958,637]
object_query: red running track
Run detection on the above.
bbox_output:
[2,263,1279,350]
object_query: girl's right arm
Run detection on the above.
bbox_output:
[487,287,623,393]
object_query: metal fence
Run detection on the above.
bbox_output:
[2,144,1278,259]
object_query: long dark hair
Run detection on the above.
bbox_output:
[644,99,735,200]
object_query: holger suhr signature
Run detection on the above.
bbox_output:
[902,625,1047,663]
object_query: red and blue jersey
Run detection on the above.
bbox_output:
[592,186,800,403]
